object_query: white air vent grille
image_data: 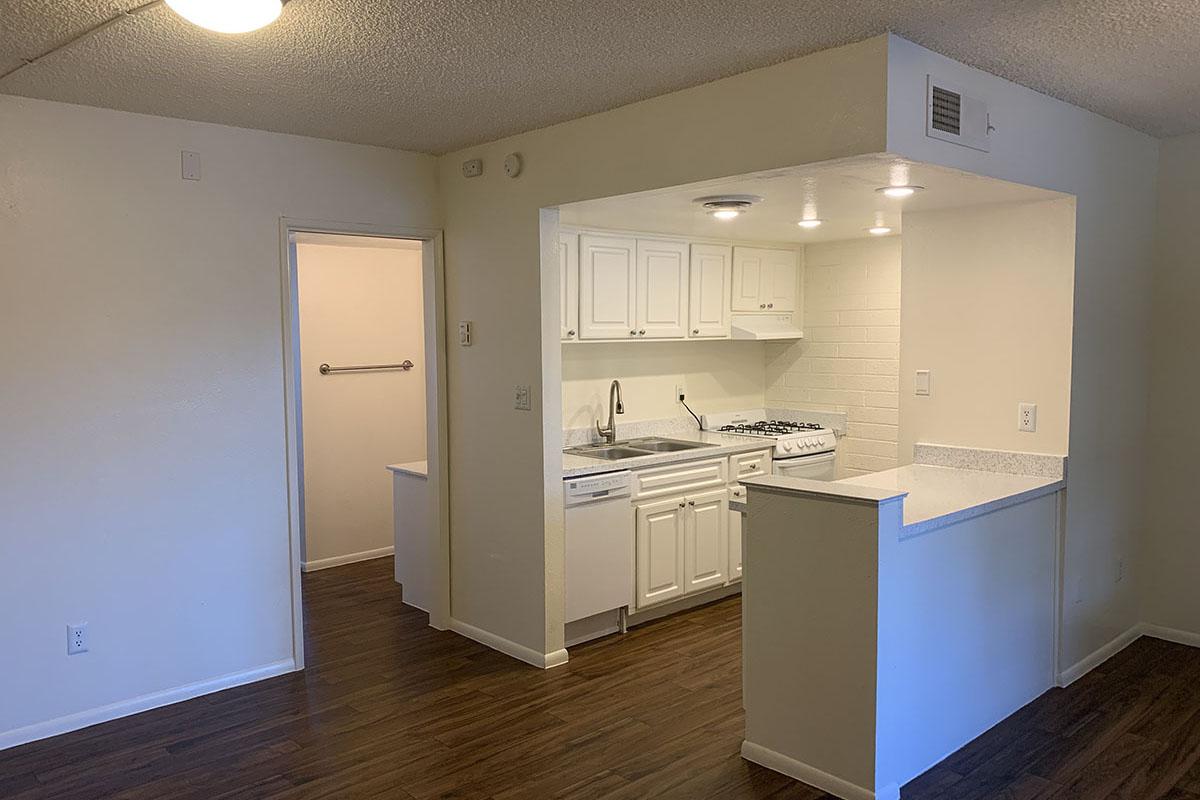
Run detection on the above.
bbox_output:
[926,75,990,153]
[930,85,961,135]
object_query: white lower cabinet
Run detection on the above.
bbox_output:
[684,488,730,593]
[635,497,687,609]
[635,488,729,610]
[728,485,745,581]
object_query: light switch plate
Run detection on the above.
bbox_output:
[181,150,201,181]
[514,385,531,411]
[915,370,931,396]
[458,321,472,346]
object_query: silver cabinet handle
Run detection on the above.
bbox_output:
[638,329,646,335]
[630,330,637,336]
[759,303,766,309]
[768,303,774,308]
[688,500,695,506]
[679,502,686,508]
[567,329,575,337]
[692,328,700,335]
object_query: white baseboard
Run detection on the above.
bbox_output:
[448,618,569,669]
[0,658,296,752]
[741,740,897,800]
[1057,623,1143,687]
[302,546,394,572]
[1139,623,1200,649]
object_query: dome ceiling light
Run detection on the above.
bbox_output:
[165,0,286,33]
[693,195,764,221]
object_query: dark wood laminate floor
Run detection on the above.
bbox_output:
[3,558,1198,800]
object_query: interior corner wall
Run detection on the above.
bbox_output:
[437,35,892,659]
[898,198,1076,460]
[885,35,1159,673]
[0,95,438,747]
[1143,133,1200,637]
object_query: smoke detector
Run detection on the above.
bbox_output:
[694,194,763,221]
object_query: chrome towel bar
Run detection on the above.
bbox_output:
[319,360,414,375]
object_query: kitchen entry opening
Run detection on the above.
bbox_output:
[282,224,450,669]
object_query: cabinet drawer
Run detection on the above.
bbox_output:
[632,457,728,500]
[729,449,772,483]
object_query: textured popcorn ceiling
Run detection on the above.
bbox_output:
[1,0,1196,154]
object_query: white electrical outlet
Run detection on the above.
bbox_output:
[1018,402,1037,432]
[915,370,931,396]
[514,385,531,411]
[675,384,685,403]
[67,623,88,655]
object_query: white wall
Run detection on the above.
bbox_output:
[766,237,902,477]
[439,37,891,659]
[898,199,1076,460]
[562,340,766,431]
[886,35,1159,673]
[0,95,438,746]
[1144,134,1200,637]
[296,238,425,567]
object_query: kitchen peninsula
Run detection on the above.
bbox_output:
[738,445,1066,800]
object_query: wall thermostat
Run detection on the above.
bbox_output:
[503,153,522,178]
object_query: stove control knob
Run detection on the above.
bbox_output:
[783,441,795,453]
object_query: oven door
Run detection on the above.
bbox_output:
[772,451,836,480]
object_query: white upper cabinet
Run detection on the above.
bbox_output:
[636,239,689,339]
[559,232,579,341]
[579,234,637,340]
[732,247,799,312]
[688,244,732,338]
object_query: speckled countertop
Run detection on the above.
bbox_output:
[838,464,1064,537]
[562,431,773,478]
[737,444,1067,537]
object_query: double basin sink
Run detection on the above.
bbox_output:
[565,436,718,461]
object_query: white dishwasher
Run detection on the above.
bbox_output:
[564,471,632,624]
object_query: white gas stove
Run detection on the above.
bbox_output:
[701,410,837,480]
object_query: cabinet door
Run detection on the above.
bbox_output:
[636,239,689,339]
[559,232,579,341]
[635,498,687,609]
[728,486,745,582]
[689,244,732,338]
[579,234,637,339]
[684,488,729,594]
[762,249,799,312]
[732,247,766,311]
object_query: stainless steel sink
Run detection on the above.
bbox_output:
[624,437,716,453]
[566,437,717,461]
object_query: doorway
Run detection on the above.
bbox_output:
[280,220,450,670]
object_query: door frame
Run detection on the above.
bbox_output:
[278,217,451,670]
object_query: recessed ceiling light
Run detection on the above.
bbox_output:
[166,0,286,33]
[797,219,824,229]
[876,185,924,199]
[867,226,893,236]
[694,194,763,221]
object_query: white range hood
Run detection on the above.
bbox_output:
[731,313,804,341]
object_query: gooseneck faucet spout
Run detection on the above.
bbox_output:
[596,379,624,444]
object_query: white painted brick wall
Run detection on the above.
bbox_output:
[766,237,901,476]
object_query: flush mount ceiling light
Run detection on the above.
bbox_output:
[694,195,763,221]
[867,225,894,236]
[797,219,824,229]
[876,185,925,199]
[165,0,286,33]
